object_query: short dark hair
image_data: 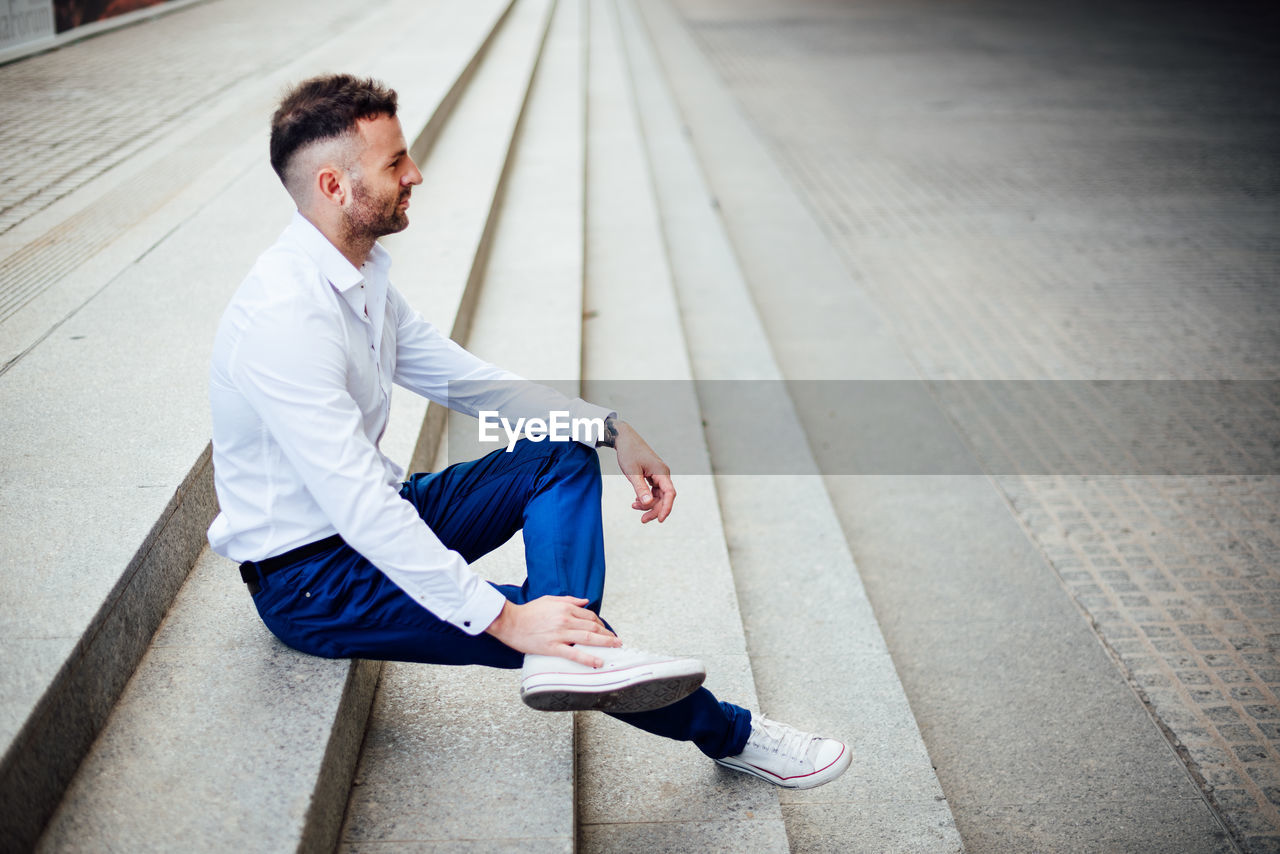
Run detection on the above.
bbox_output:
[269,74,399,183]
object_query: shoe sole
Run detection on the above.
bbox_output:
[521,666,705,714]
[714,743,852,790]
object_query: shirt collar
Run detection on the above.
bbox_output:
[284,210,392,294]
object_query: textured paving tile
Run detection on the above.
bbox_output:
[0,0,384,238]
[1002,474,1280,849]
[672,0,1279,849]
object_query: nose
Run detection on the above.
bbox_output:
[402,157,423,187]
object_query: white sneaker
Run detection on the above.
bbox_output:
[520,645,706,713]
[714,715,851,789]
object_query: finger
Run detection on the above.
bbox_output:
[624,471,654,508]
[575,628,610,645]
[650,474,676,522]
[566,629,616,665]
[558,643,605,668]
[639,486,665,522]
[571,607,616,634]
[572,617,619,642]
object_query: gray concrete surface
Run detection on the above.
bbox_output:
[0,0,510,372]
[0,0,376,237]
[622,0,960,849]
[35,548,381,854]
[579,1,786,848]
[0,148,286,853]
[11,0,1273,849]
[0,0,390,343]
[2,0,514,848]
[661,0,1278,850]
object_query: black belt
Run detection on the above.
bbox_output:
[239,534,346,595]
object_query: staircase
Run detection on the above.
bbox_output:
[1,1,960,850]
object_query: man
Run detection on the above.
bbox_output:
[208,73,849,789]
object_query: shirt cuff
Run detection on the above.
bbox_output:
[448,581,509,636]
[569,398,616,448]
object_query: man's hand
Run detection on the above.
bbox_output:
[484,596,620,666]
[613,420,676,523]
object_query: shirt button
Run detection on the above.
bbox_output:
[463,621,471,628]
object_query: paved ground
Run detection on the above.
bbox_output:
[0,0,386,325]
[0,0,385,237]
[6,0,1276,848]
[671,0,1280,850]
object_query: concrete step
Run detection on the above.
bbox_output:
[624,0,915,385]
[576,1,788,850]
[336,0,580,850]
[18,2,522,850]
[619,1,963,849]
[635,1,1234,850]
[0,0,512,371]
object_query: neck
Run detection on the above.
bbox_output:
[336,234,375,270]
[300,209,373,270]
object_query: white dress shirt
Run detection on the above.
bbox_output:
[208,212,612,635]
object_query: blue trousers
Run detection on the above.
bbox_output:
[249,438,751,759]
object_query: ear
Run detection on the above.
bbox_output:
[315,164,348,208]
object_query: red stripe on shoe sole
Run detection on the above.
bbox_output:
[744,742,847,781]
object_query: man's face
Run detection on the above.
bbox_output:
[344,114,423,240]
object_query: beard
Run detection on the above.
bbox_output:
[343,175,410,244]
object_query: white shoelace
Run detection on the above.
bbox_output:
[749,716,819,762]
